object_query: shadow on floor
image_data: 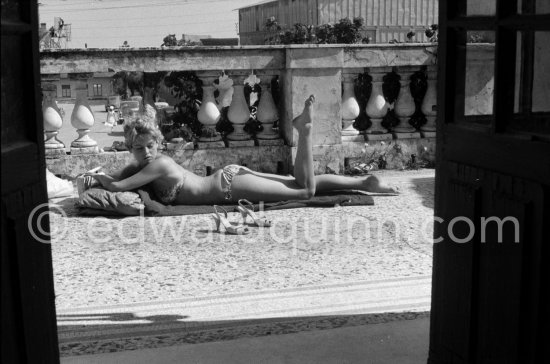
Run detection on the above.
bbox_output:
[58,312,188,323]
[57,311,430,356]
[60,314,431,364]
[410,176,435,209]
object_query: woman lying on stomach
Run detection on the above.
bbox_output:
[89,95,397,206]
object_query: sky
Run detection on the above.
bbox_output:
[38,0,263,48]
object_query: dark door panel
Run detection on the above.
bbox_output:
[1,0,60,362]
[429,1,549,362]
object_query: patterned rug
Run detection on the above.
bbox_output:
[57,275,431,357]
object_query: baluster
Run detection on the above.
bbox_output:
[421,70,437,138]
[365,70,392,141]
[393,70,421,138]
[214,71,234,109]
[341,72,362,142]
[256,73,283,144]
[227,72,254,146]
[42,83,66,155]
[196,72,224,149]
[70,75,99,154]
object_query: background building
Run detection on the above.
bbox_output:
[238,0,438,45]
[41,72,114,100]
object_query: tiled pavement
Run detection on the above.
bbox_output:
[49,169,435,357]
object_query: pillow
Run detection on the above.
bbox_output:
[75,188,144,216]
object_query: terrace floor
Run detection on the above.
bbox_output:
[49,168,435,362]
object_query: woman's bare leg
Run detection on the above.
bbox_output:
[228,172,397,203]
[290,95,395,194]
[228,96,317,202]
[314,174,398,194]
[228,95,396,203]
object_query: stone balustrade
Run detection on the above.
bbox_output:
[40,44,438,175]
[42,83,65,155]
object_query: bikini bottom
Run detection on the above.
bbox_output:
[220,164,251,200]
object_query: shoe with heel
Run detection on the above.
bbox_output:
[237,199,272,227]
[212,205,250,235]
[76,166,104,197]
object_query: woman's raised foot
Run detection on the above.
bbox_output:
[293,95,315,132]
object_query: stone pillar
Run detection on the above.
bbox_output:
[196,72,224,149]
[421,70,437,138]
[256,73,283,145]
[283,69,343,147]
[365,71,392,141]
[393,70,421,138]
[283,47,344,174]
[341,72,362,142]
[227,72,254,147]
[42,83,66,155]
[70,74,99,154]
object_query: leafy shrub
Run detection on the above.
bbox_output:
[111,71,144,99]
[333,17,363,44]
[162,71,203,139]
[315,23,336,43]
[161,34,202,47]
[425,24,438,42]
[264,17,368,45]
[162,34,178,47]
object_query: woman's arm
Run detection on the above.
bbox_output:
[91,159,170,192]
[108,163,141,181]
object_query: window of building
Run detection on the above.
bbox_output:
[93,84,103,96]
[61,84,71,97]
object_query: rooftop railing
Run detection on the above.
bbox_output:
[40,44,439,176]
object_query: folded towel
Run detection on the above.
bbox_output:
[76,187,375,217]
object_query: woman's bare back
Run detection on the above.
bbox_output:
[173,170,226,205]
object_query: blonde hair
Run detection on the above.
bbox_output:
[123,105,163,150]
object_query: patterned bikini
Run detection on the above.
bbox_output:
[154,164,250,204]
[155,176,187,204]
[220,164,251,200]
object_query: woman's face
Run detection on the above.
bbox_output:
[131,134,158,167]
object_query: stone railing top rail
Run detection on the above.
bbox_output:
[40,43,437,51]
[40,43,437,74]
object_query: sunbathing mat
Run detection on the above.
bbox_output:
[142,190,375,216]
[57,275,430,357]
[77,190,375,216]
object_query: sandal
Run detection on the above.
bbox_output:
[212,205,250,235]
[237,199,272,227]
[75,167,104,196]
